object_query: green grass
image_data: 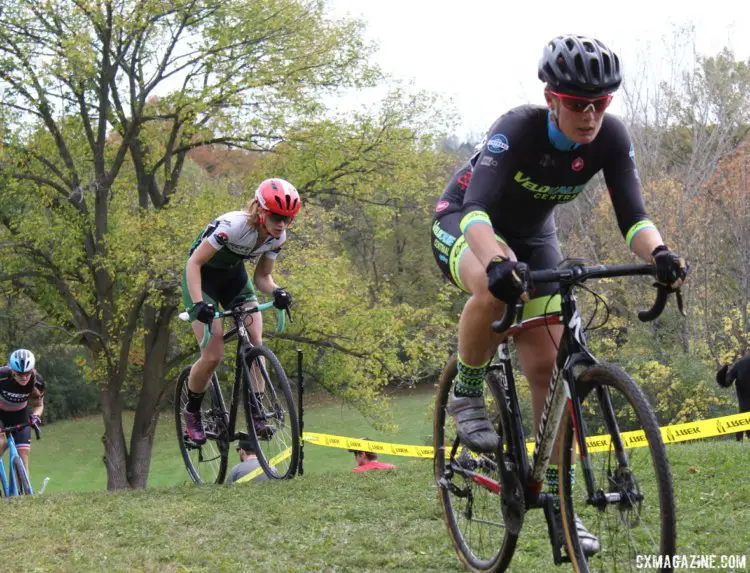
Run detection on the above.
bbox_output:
[2,441,750,572]
[15,385,438,493]
[3,388,750,571]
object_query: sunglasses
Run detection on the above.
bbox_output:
[549,90,613,113]
[266,211,292,224]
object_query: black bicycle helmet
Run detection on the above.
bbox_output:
[538,35,622,97]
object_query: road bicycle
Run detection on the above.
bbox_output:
[176,301,300,483]
[0,421,39,497]
[435,259,684,572]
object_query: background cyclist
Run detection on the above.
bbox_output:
[0,349,45,472]
[181,178,301,444]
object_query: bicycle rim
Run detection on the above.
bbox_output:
[242,345,300,479]
[559,363,676,573]
[175,367,229,484]
[13,456,32,495]
[434,356,517,573]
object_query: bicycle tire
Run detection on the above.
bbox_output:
[558,363,676,573]
[175,366,229,484]
[0,463,7,497]
[434,356,518,573]
[13,456,32,495]
[241,345,300,480]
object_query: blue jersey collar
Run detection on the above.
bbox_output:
[547,111,579,151]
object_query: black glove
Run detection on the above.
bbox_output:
[272,288,293,310]
[29,413,42,427]
[190,301,215,325]
[716,364,732,388]
[652,246,688,290]
[486,257,526,304]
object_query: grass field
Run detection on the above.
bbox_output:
[17,385,438,493]
[2,387,750,572]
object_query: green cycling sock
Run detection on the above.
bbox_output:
[546,465,575,510]
[454,355,490,398]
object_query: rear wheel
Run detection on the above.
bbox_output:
[241,345,300,479]
[13,456,32,495]
[434,356,518,572]
[175,366,229,484]
[559,363,676,572]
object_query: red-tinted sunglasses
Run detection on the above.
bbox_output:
[549,90,614,113]
[265,210,292,224]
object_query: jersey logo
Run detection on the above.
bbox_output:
[435,200,449,213]
[513,170,586,202]
[572,157,584,172]
[479,156,498,169]
[215,231,229,246]
[486,134,509,154]
[457,171,472,191]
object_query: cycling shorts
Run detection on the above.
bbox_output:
[431,210,562,320]
[181,261,258,312]
[0,407,32,450]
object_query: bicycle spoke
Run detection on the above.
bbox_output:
[560,363,676,572]
[243,345,299,479]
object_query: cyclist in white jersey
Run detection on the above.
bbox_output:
[180,178,301,444]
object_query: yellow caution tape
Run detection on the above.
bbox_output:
[302,411,750,459]
[235,447,293,484]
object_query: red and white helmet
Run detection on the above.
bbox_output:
[255,178,301,223]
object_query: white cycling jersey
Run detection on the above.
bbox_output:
[190,211,286,268]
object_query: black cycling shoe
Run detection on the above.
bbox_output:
[252,414,276,441]
[446,391,499,454]
[553,507,601,557]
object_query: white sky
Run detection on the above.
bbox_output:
[328,0,750,138]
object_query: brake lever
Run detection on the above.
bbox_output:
[675,290,686,317]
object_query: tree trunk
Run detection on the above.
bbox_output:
[127,302,176,488]
[100,386,130,490]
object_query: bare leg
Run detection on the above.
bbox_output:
[457,248,510,367]
[243,303,265,394]
[448,246,512,452]
[187,318,225,393]
[514,323,564,459]
[19,448,29,473]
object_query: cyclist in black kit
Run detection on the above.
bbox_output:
[0,349,44,473]
[431,34,688,556]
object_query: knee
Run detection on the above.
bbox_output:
[200,348,224,369]
[469,287,505,313]
[523,356,556,386]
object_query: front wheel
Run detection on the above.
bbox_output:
[241,345,300,479]
[13,456,33,495]
[559,363,676,572]
[175,366,229,484]
[434,356,518,573]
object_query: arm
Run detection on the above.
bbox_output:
[253,254,280,295]
[30,373,44,418]
[602,117,666,262]
[460,112,527,267]
[186,239,219,305]
[465,222,514,267]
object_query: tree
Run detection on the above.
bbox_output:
[0,0,376,489]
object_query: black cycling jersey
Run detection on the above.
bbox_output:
[0,366,45,413]
[436,105,654,245]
